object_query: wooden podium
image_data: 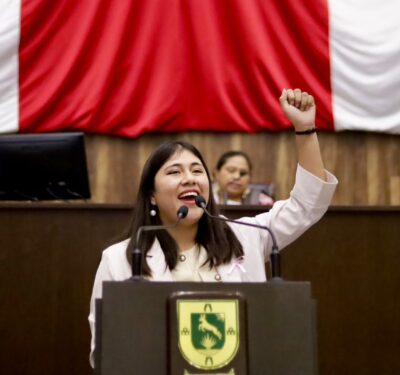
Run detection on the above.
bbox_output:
[95,281,318,375]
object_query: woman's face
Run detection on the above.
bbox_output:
[151,149,210,226]
[214,155,251,200]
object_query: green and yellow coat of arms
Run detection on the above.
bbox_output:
[177,300,239,370]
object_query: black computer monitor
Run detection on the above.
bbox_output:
[0,132,91,201]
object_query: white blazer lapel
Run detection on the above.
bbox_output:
[146,240,174,282]
[217,256,247,282]
[197,247,247,282]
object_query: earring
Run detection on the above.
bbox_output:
[150,207,157,217]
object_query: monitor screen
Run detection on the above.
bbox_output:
[0,132,91,201]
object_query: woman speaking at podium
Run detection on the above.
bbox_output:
[88,89,338,367]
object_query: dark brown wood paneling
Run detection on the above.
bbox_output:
[281,208,400,375]
[1,204,400,374]
[0,204,131,375]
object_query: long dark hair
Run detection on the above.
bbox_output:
[124,141,243,277]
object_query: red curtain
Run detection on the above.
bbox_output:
[19,0,333,138]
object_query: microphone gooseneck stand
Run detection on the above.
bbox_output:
[195,196,282,281]
[131,206,189,281]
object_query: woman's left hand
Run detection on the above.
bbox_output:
[279,88,316,132]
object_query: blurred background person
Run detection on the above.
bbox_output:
[213,150,274,205]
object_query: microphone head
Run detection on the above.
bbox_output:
[194,195,206,208]
[177,205,189,219]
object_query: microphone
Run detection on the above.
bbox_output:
[195,196,282,280]
[131,205,189,281]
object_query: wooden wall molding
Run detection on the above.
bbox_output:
[84,131,400,205]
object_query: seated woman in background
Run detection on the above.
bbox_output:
[213,151,274,205]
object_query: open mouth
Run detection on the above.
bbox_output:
[178,191,199,204]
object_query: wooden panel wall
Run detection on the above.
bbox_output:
[1,205,399,375]
[84,131,400,205]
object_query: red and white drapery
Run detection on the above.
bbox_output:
[1,0,399,137]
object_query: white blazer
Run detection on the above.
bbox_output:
[88,165,337,366]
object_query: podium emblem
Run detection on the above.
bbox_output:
[177,300,239,370]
